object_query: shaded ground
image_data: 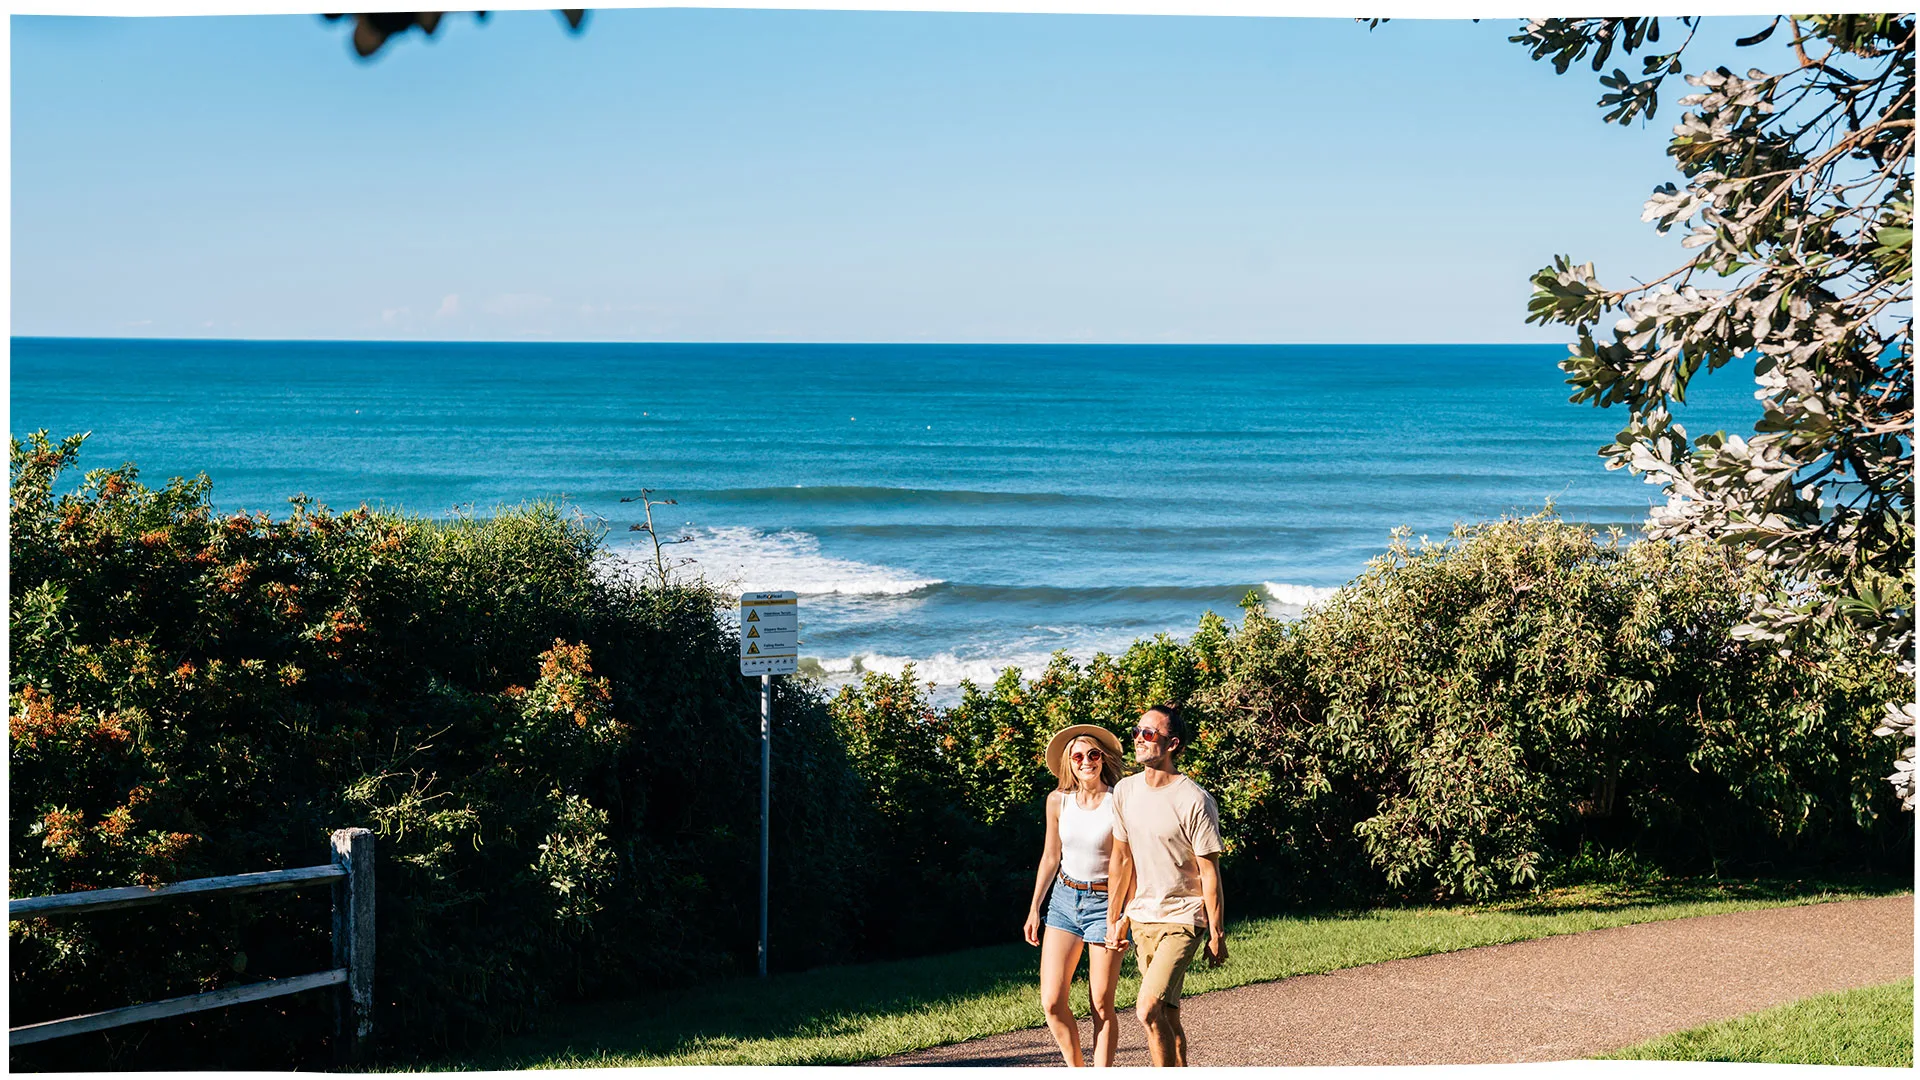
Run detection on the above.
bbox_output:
[877,894,1914,1066]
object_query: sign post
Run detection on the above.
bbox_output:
[739,591,797,978]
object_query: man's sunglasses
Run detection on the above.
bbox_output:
[1069,748,1104,764]
[1132,727,1173,743]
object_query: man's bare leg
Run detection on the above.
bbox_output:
[1137,998,1180,1066]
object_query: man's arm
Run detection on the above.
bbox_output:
[1103,838,1134,951]
[1196,852,1227,966]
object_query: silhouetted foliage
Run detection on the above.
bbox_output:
[9,431,868,1068]
[321,10,585,59]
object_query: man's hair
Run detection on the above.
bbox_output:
[1145,703,1187,755]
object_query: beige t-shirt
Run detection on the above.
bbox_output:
[1110,772,1223,926]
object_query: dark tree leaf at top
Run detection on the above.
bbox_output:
[322,10,587,59]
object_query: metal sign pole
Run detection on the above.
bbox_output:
[738,589,796,980]
[759,672,771,978]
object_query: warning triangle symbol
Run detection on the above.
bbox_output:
[747,626,760,639]
[747,610,760,622]
[747,642,760,654]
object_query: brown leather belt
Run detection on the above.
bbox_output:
[1059,872,1109,893]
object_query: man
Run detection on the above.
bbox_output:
[1103,704,1225,1067]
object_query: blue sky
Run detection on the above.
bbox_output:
[12,10,1764,342]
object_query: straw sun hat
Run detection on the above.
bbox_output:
[1044,724,1125,779]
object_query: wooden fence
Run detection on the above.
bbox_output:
[8,827,374,1062]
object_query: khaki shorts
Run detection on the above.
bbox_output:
[1131,921,1206,1007]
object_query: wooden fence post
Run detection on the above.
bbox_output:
[330,828,375,1064]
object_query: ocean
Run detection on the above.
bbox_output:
[10,339,1757,694]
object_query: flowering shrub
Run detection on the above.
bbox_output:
[8,433,870,1067]
[829,512,1910,914]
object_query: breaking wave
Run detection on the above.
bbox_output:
[609,525,941,597]
[1262,582,1343,607]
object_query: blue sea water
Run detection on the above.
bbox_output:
[10,339,1758,692]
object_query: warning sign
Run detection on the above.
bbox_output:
[739,591,798,676]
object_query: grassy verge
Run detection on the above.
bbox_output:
[1602,978,1913,1067]
[415,877,1908,1069]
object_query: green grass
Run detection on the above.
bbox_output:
[1603,979,1914,1067]
[410,877,1908,1069]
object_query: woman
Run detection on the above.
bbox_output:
[1024,723,1127,1067]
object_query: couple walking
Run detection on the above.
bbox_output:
[1022,705,1226,1067]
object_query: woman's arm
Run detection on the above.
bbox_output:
[1023,792,1064,946]
[1102,838,1134,951]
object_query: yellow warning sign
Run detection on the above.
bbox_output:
[739,591,798,676]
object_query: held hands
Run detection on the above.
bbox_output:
[1206,931,1228,967]
[1102,916,1131,953]
[1023,910,1041,947]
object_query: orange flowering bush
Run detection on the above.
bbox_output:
[9,432,870,1067]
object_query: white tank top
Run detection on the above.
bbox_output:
[1057,790,1114,882]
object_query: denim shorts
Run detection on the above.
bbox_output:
[1043,875,1110,943]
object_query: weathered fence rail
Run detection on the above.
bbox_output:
[8,827,374,1061]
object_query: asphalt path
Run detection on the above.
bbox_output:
[876,895,1914,1066]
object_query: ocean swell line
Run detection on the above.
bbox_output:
[679,485,1121,508]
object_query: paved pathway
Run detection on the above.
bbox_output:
[877,895,1914,1066]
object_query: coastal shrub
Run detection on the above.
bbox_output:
[941,633,1218,828]
[8,432,871,1068]
[829,512,1910,911]
[1243,516,1909,897]
[828,668,1003,950]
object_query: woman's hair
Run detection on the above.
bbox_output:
[1056,734,1123,792]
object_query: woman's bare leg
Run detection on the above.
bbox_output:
[1086,939,1123,1066]
[1039,927,1086,1066]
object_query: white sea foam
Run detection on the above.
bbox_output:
[612,525,942,597]
[1262,581,1343,607]
[808,623,1173,702]
[813,651,1056,688]
[810,648,1110,705]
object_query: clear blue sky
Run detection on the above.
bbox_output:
[12,10,1761,343]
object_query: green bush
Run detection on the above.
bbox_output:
[829,512,1910,914]
[1219,515,1910,898]
[8,432,873,1067]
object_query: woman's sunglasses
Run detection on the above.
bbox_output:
[1069,748,1104,765]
